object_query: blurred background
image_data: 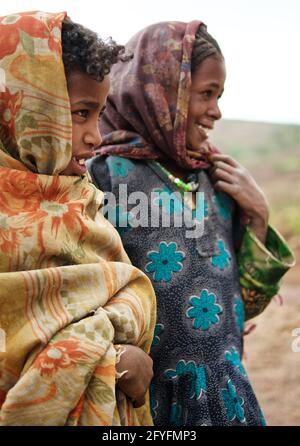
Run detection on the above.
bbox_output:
[1,0,300,426]
[211,120,300,426]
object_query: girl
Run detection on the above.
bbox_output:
[0,11,155,425]
[89,21,295,425]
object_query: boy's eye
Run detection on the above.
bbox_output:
[72,109,89,119]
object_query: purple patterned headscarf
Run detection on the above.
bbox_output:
[99,21,219,169]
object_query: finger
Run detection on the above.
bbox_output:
[187,150,209,160]
[211,168,234,184]
[210,153,240,168]
[210,160,236,175]
[213,180,238,197]
[187,150,201,159]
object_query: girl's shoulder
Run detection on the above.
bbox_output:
[88,155,150,190]
[87,155,111,191]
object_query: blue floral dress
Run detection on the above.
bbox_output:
[88,155,293,426]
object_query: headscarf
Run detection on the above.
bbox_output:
[99,20,217,169]
[0,10,72,175]
[0,11,155,426]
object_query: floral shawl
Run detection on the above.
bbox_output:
[0,11,156,426]
[99,20,218,170]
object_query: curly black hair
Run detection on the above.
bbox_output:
[191,24,223,73]
[61,18,128,82]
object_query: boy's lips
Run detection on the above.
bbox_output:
[69,158,87,175]
[72,153,95,163]
[69,152,95,175]
[74,150,96,160]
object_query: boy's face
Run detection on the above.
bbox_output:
[186,56,226,153]
[62,71,110,176]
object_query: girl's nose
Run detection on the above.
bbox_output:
[208,100,222,121]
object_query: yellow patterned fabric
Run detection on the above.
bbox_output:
[0,11,156,425]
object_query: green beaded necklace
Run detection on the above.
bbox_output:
[154,161,199,193]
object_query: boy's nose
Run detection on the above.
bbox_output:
[84,126,102,149]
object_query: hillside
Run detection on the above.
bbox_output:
[211,119,300,249]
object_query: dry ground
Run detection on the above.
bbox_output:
[243,266,300,426]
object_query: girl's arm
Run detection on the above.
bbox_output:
[210,153,295,320]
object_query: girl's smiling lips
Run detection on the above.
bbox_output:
[195,123,214,142]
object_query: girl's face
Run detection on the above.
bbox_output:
[62,71,110,176]
[186,56,226,153]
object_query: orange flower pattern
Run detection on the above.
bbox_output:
[0,88,23,139]
[33,339,90,377]
[0,12,62,60]
[37,176,89,240]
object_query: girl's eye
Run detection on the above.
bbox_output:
[201,90,213,99]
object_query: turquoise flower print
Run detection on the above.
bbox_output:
[149,384,158,419]
[164,359,195,380]
[211,239,231,270]
[169,403,183,426]
[222,379,246,423]
[186,289,222,331]
[152,186,184,215]
[214,191,233,220]
[164,360,207,399]
[104,204,133,236]
[234,296,245,333]
[107,156,135,178]
[225,348,247,377]
[193,366,207,399]
[145,242,185,282]
[152,323,164,347]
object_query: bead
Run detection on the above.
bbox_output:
[154,162,199,194]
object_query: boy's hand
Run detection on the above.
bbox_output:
[209,153,270,244]
[116,345,153,408]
